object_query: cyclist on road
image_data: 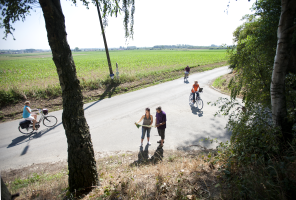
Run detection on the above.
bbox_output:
[184,65,190,79]
[191,81,200,103]
[23,101,37,130]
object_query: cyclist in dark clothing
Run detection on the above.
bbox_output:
[184,65,190,79]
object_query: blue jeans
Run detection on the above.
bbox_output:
[192,92,200,102]
[141,127,151,139]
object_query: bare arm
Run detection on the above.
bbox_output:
[26,107,31,113]
[150,115,153,126]
[136,115,145,124]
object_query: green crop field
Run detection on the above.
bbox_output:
[0,49,227,91]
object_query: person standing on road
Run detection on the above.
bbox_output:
[191,81,200,103]
[23,101,37,130]
[155,106,166,148]
[136,108,153,147]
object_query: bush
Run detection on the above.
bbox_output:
[0,88,24,107]
[210,98,296,199]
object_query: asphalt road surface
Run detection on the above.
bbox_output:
[0,66,237,170]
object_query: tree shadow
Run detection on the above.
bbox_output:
[190,106,203,117]
[84,82,120,111]
[176,126,232,152]
[130,145,164,166]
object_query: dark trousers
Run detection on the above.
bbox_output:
[193,92,200,102]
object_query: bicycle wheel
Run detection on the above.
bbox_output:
[196,99,203,110]
[18,125,34,134]
[43,116,58,127]
[189,93,193,104]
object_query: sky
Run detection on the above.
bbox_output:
[0,0,255,50]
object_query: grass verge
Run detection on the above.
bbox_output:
[2,149,224,200]
[211,71,240,97]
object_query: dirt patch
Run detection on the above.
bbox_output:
[0,62,227,123]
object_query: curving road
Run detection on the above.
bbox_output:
[0,66,235,170]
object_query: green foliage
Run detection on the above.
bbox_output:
[0,87,24,107]
[209,98,296,199]
[227,0,281,107]
[214,0,296,185]
[0,0,37,40]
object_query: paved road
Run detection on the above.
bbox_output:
[0,66,236,170]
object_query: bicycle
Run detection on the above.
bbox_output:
[189,88,203,110]
[184,71,189,81]
[18,108,58,134]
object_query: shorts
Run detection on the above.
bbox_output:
[24,116,34,121]
[157,128,165,140]
[185,71,189,74]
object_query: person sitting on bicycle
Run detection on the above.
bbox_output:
[191,80,200,103]
[23,101,37,130]
[185,65,190,77]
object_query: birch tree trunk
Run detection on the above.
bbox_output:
[271,0,296,131]
[38,0,98,192]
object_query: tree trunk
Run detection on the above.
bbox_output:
[1,177,11,200]
[38,0,98,192]
[271,0,296,130]
[95,0,113,75]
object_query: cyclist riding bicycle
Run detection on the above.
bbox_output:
[191,80,200,103]
[184,65,190,78]
[23,101,37,130]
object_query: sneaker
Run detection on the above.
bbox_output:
[140,143,143,147]
[147,142,151,145]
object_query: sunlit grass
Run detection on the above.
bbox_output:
[0,50,227,91]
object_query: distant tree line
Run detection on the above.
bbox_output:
[152,44,227,50]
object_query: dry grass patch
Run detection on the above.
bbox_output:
[2,149,223,199]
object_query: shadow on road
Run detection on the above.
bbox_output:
[190,106,203,117]
[177,120,232,152]
[130,145,164,166]
[7,122,63,156]
[84,82,120,111]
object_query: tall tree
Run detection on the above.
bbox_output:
[270,0,296,130]
[228,0,296,137]
[0,0,135,192]
[39,0,99,191]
